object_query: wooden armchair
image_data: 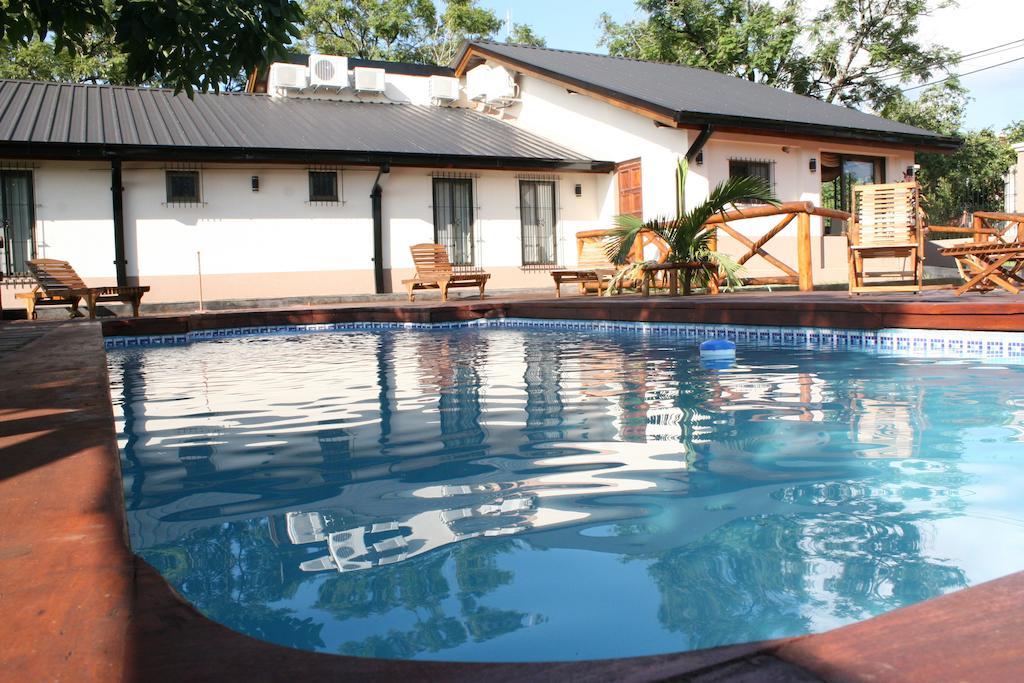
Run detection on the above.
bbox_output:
[402,244,490,302]
[16,259,150,319]
[848,182,925,294]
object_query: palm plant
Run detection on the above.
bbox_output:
[604,160,779,295]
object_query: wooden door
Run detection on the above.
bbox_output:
[617,160,642,218]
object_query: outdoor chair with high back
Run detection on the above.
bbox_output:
[937,211,1024,296]
[16,258,150,319]
[402,243,490,302]
[550,230,619,297]
[847,181,925,294]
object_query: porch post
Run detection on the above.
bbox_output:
[111,159,128,286]
[797,211,813,291]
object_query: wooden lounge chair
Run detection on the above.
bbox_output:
[937,211,1024,296]
[550,231,618,297]
[402,243,490,302]
[848,182,925,294]
[16,258,150,319]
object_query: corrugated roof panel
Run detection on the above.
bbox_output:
[461,41,958,146]
[0,79,595,165]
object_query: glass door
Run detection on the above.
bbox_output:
[432,178,474,266]
[1,170,35,275]
[821,154,885,234]
[519,180,557,266]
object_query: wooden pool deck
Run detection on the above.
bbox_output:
[2,291,1024,681]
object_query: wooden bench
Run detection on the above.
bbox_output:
[16,259,150,319]
[402,244,490,302]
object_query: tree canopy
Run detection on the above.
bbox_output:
[880,81,1018,224]
[0,0,304,92]
[600,0,957,110]
[301,0,519,66]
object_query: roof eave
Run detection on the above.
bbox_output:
[0,141,614,173]
[674,112,963,153]
[459,43,962,153]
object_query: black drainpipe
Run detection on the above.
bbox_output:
[111,159,128,286]
[685,124,715,163]
[370,162,390,294]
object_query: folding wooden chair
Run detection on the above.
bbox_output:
[848,182,925,294]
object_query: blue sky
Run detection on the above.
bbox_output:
[477,0,1023,133]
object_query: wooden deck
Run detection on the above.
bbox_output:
[102,289,1024,338]
[3,293,1024,681]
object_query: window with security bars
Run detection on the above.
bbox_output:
[0,170,35,276]
[432,178,474,266]
[308,171,338,202]
[728,159,774,204]
[165,170,201,204]
[519,180,557,266]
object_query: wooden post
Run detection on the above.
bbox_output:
[973,213,984,243]
[797,211,813,292]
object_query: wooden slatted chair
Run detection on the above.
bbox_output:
[848,182,925,294]
[402,244,490,302]
[16,259,150,319]
[550,232,618,297]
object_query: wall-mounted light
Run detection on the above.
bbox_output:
[574,183,582,197]
[251,175,260,192]
[695,151,704,166]
[781,146,791,153]
[809,158,817,173]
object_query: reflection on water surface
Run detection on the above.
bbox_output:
[108,328,1024,661]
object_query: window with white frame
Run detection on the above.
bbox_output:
[519,180,557,266]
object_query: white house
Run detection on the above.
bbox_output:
[0,42,958,311]
[1007,142,1024,213]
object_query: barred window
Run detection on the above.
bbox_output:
[432,178,474,266]
[165,170,201,204]
[308,171,338,202]
[728,159,774,204]
[519,180,557,266]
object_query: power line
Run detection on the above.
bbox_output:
[902,53,1024,92]
[877,37,1024,81]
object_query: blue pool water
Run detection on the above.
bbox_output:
[107,326,1024,662]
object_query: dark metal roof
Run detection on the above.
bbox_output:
[0,79,605,170]
[457,41,961,150]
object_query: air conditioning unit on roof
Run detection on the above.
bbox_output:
[428,75,460,102]
[353,66,386,93]
[309,55,349,88]
[267,63,308,92]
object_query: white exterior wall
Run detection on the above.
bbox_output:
[383,167,599,290]
[2,161,603,308]
[500,72,692,224]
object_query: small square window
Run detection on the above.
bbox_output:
[728,159,773,204]
[309,171,338,202]
[165,170,201,204]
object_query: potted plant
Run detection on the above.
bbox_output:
[604,160,778,295]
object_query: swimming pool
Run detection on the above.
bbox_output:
[107,322,1024,662]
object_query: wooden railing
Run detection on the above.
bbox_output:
[703,201,851,292]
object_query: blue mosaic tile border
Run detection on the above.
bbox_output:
[103,317,1024,361]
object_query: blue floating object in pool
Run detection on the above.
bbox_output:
[699,339,736,359]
